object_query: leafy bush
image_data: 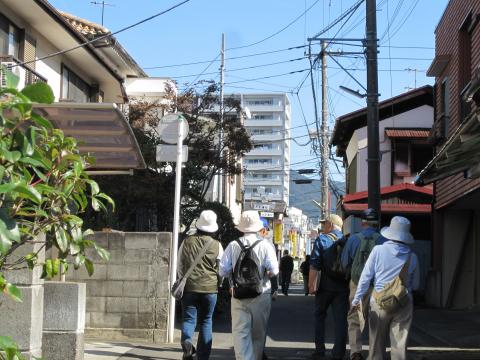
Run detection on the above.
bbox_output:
[0,68,113,359]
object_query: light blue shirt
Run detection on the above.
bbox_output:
[352,241,420,305]
[219,233,279,293]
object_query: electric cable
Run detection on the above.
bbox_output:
[16,0,193,67]
[227,0,322,51]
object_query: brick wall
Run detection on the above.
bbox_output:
[433,0,480,209]
[66,232,172,344]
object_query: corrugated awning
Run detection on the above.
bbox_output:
[385,128,430,138]
[32,102,146,173]
[415,110,480,185]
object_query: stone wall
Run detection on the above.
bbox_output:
[66,232,172,343]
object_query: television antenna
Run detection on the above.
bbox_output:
[90,1,115,26]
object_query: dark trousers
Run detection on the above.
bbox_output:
[280,271,292,294]
[314,289,348,359]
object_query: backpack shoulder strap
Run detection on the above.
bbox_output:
[250,240,263,250]
[326,233,338,242]
[399,254,412,284]
[235,238,247,251]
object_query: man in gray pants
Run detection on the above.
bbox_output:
[219,211,279,360]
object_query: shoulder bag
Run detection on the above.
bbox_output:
[171,238,214,300]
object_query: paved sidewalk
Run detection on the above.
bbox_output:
[84,286,480,360]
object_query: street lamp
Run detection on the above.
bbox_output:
[339,85,367,98]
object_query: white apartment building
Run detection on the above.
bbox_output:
[240,93,291,205]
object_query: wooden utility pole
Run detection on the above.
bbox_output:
[218,33,225,204]
[366,0,381,217]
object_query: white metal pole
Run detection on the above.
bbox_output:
[167,115,184,343]
[218,33,225,204]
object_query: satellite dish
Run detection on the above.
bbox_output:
[158,113,189,144]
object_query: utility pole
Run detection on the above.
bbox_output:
[320,41,329,221]
[366,0,381,217]
[218,33,225,204]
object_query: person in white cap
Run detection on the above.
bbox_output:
[219,210,279,360]
[308,213,349,360]
[351,216,420,360]
[178,210,224,360]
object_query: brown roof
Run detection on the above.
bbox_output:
[385,128,430,138]
[59,11,110,39]
[331,85,433,157]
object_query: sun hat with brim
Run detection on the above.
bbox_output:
[236,210,264,233]
[319,214,343,228]
[195,210,219,233]
[380,216,414,244]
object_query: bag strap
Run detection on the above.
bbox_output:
[326,233,338,242]
[182,238,215,280]
[399,254,412,284]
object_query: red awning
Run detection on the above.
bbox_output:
[343,183,433,203]
[343,203,432,214]
[385,129,430,138]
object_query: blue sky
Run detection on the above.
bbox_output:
[50,0,449,182]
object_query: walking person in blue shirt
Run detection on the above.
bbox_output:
[341,209,385,360]
[351,216,420,360]
[308,214,349,360]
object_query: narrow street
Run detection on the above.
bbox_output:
[85,284,480,359]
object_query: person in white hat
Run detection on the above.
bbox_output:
[177,210,224,360]
[219,210,279,360]
[351,216,420,360]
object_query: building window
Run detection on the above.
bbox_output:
[253,143,273,150]
[459,12,475,122]
[394,141,410,175]
[61,65,92,103]
[252,113,274,120]
[440,77,449,136]
[0,14,21,58]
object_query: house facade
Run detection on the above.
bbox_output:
[0,0,147,173]
[416,0,480,308]
[331,87,435,290]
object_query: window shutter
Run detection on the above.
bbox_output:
[23,33,36,70]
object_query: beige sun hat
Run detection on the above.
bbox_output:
[236,210,264,233]
[319,213,343,228]
[195,210,219,233]
[380,216,414,244]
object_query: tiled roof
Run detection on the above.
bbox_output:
[385,128,430,138]
[59,11,110,39]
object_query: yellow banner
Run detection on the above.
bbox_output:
[273,222,283,244]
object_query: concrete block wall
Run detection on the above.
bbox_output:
[66,232,171,344]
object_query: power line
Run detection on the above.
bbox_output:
[183,53,221,92]
[166,57,305,79]
[310,0,365,39]
[227,0,322,51]
[224,69,311,85]
[16,0,193,67]
[144,45,309,70]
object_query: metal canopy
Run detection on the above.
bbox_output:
[33,102,146,173]
[415,111,480,185]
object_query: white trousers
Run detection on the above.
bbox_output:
[368,297,413,360]
[231,293,272,360]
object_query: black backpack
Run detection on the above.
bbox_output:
[322,233,349,281]
[232,238,263,299]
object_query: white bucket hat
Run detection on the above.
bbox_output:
[236,210,264,233]
[380,216,414,244]
[195,210,219,233]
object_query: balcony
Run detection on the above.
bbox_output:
[244,162,282,170]
[244,119,283,127]
[250,133,283,142]
[244,192,283,201]
[247,148,283,156]
[244,178,283,186]
[0,56,47,88]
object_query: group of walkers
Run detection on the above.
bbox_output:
[309,210,420,360]
[176,207,420,360]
